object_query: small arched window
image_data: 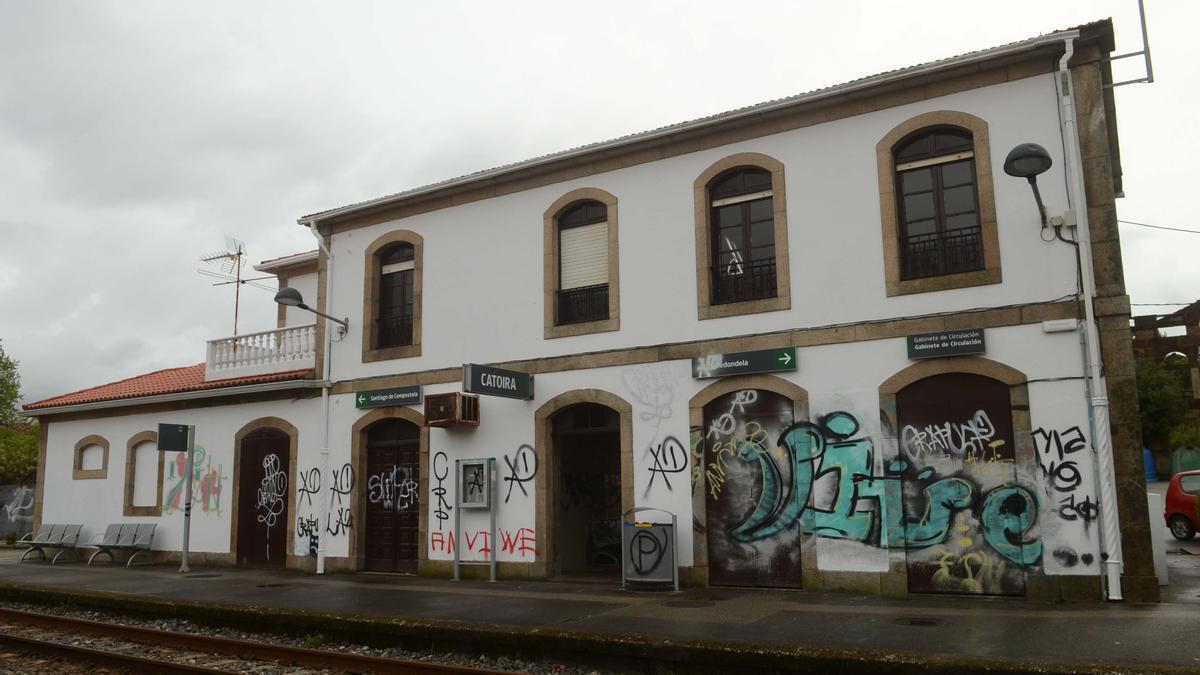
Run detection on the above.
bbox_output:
[378,243,415,348]
[556,200,610,326]
[894,127,983,280]
[709,167,775,305]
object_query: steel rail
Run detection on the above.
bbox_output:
[0,606,517,674]
[0,631,227,674]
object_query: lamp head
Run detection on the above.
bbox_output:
[1003,143,1053,181]
[273,287,306,308]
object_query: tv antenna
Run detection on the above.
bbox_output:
[199,236,275,336]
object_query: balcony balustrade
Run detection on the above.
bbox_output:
[205,323,317,381]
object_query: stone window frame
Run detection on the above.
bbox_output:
[694,152,791,320]
[123,430,164,517]
[72,434,109,480]
[878,110,1001,297]
[543,188,621,339]
[362,230,423,362]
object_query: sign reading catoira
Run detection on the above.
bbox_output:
[463,363,534,400]
[691,347,796,379]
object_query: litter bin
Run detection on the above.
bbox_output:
[621,507,678,591]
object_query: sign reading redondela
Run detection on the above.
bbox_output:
[906,328,986,360]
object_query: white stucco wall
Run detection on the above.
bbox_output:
[323,73,1075,384]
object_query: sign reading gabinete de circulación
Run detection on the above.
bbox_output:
[906,328,986,360]
[691,347,796,379]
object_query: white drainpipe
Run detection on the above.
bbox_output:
[307,221,334,576]
[1057,36,1123,601]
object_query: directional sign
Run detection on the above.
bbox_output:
[691,347,796,379]
[463,363,534,400]
[355,385,422,409]
[907,328,986,360]
[157,423,190,452]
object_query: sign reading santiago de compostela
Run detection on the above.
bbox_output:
[691,347,796,379]
[906,328,986,360]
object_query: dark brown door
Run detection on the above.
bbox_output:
[702,389,800,588]
[897,373,1027,595]
[237,428,289,567]
[364,419,421,573]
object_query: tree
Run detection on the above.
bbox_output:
[1136,357,1193,449]
[0,339,19,425]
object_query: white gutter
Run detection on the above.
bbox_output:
[307,221,334,576]
[1057,37,1124,601]
[302,30,1080,227]
[22,379,325,417]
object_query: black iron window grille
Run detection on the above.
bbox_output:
[900,226,983,280]
[712,258,776,305]
[556,283,609,325]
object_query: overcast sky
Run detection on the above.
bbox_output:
[2,1,1195,405]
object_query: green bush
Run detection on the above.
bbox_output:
[0,423,37,484]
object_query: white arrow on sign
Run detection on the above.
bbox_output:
[778,352,792,366]
[357,393,367,405]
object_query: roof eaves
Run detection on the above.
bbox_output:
[300,24,1096,227]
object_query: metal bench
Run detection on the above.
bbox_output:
[87,523,156,567]
[19,523,84,564]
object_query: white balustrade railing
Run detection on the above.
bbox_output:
[204,324,317,381]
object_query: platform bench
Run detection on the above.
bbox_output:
[19,524,84,564]
[87,523,156,567]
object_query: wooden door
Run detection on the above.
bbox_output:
[702,389,800,588]
[237,428,289,567]
[364,419,421,573]
[897,373,1027,595]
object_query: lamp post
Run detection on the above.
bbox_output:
[1005,141,1124,601]
[274,285,346,575]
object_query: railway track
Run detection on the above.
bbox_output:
[0,606,519,674]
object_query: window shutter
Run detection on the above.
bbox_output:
[560,221,608,290]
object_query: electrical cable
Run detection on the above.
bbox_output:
[1118,219,1200,235]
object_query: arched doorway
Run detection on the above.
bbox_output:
[896,372,1026,595]
[552,403,622,578]
[236,427,290,567]
[701,388,800,588]
[363,418,421,573]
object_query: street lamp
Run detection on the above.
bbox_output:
[1003,142,1053,227]
[273,287,349,336]
[1006,140,1124,601]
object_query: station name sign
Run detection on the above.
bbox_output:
[692,347,796,379]
[157,423,191,452]
[355,385,422,409]
[463,363,533,400]
[907,328,986,360]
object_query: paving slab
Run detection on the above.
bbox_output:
[0,548,1197,673]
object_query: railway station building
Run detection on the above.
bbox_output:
[23,19,1160,602]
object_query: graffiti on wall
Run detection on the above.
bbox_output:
[900,410,1004,463]
[255,454,287,559]
[646,436,687,493]
[502,444,537,503]
[294,463,356,556]
[0,485,34,537]
[1033,426,1097,568]
[367,465,418,512]
[163,447,225,515]
[429,527,536,560]
[432,452,452,530]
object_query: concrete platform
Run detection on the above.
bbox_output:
[0,548,1197,674]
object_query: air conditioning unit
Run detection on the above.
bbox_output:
[425,392,480,428]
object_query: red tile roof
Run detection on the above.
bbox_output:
[23,364,315,411]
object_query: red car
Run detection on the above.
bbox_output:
[1165,470,1200,540]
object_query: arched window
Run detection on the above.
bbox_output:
[894,126,983,280]
[363,230,422,361]
[709,168,775,305]
[378,243,415,348]
[543,188,620,339]
[556,200,610,326]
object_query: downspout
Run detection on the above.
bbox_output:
[1057,37,1124,600]
[307,220,333,576]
